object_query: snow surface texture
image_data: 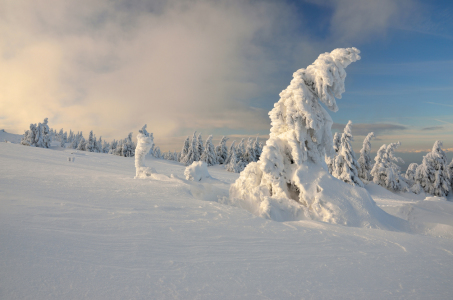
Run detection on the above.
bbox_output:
[1,142,453,299]
[184,161,211,181]
[230,48,402,229]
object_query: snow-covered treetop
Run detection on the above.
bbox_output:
[268,47,360,165]
[139,124,149,137]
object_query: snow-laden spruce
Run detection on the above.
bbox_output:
[326,132,341,174]
[135,125,154,178]
[21,118,51,148]
[200,135,217,166]
[331,121,364,187]
[181,132,199,166]
[229,48,402,228]
[415,141,451,197]
[216,136,229,165]
[358,132,375,181]
[370,142,408,192]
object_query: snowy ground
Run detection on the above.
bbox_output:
[1,142,453,299]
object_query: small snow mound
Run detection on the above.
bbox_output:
[184,161,211,181]
[424,196,447,202]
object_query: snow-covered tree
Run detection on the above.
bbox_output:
[135,125,154,178]
[326,132,341,174]
[95,137,102,153]
[68,130,74,143]
[86,131,95,152]
[109,139,118,154]
[216,136,229,165]
[102,140,110,153]
[181,132,198,165]
[114,140,123,156]
[197,133,204,160]
[370,142,407,192]
[405,163,422,194]
[245,137,257,163]
[414,141,450,197]
[201,135,217,166]
[122,133,135,157]
[226,146,241,173]
[153,146,161,159]
[331,121,363,187]
[224,140,236,165]
[77,137,87,151]
[357,132,375,181]
[21,118,50,148]
[229,48,379,223]
[448,159,453,190]
[180,136,190,162]
[252,137,262,161]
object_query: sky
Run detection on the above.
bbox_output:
[0,0,452,153]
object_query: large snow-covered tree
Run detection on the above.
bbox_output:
[201,135,217,166]
[332,121,363,187]
[414,141,451,197]
[357,132,375,181]
[370,142,407,192]
[229,48,392,226]
[197,133,204,160]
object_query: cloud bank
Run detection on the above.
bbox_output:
[0,0,418,150]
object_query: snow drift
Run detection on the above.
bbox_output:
[230,48,406,230]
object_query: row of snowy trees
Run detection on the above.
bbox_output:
[328,120,453,197]
[21,119,263,170]
[173,132,263,172]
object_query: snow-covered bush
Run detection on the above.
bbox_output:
[135,124,154,178]
[200,135,217,166]
[229,48,395,227]
[415,141,451,197]
[370,142,408,192]
[332,121,364,187]
[357,132,375,181]
[184,161,211,181]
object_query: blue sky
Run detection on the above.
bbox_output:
[0,0,452,152]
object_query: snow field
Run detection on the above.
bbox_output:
[1,142,453,299]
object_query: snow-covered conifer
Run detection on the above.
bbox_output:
[180,136,190,162]
[109,140,117,154]
[331,121,363,187]
[122,133,135,157]
[245,138,257,163]
[216,136,229,165]
[357,132,375,181]
[370,142,407,192]
[448,159,453,189]
[95,137,102,153]
[77,137,87,151]
[405,163,418,182]
[102,140,110,153]
[68,130,74,143]
[253,137,262,161]
[414,141,450,197]
[226,146,241,173]
[86,131,95,152]
[326,132,341,174]
[153,146,161,159]
[201,135,217,166]
[230,48,374,223]
[114,140,123,156]
[181,132,198,165]
[225,141,236,165]
[197,133,204,161]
